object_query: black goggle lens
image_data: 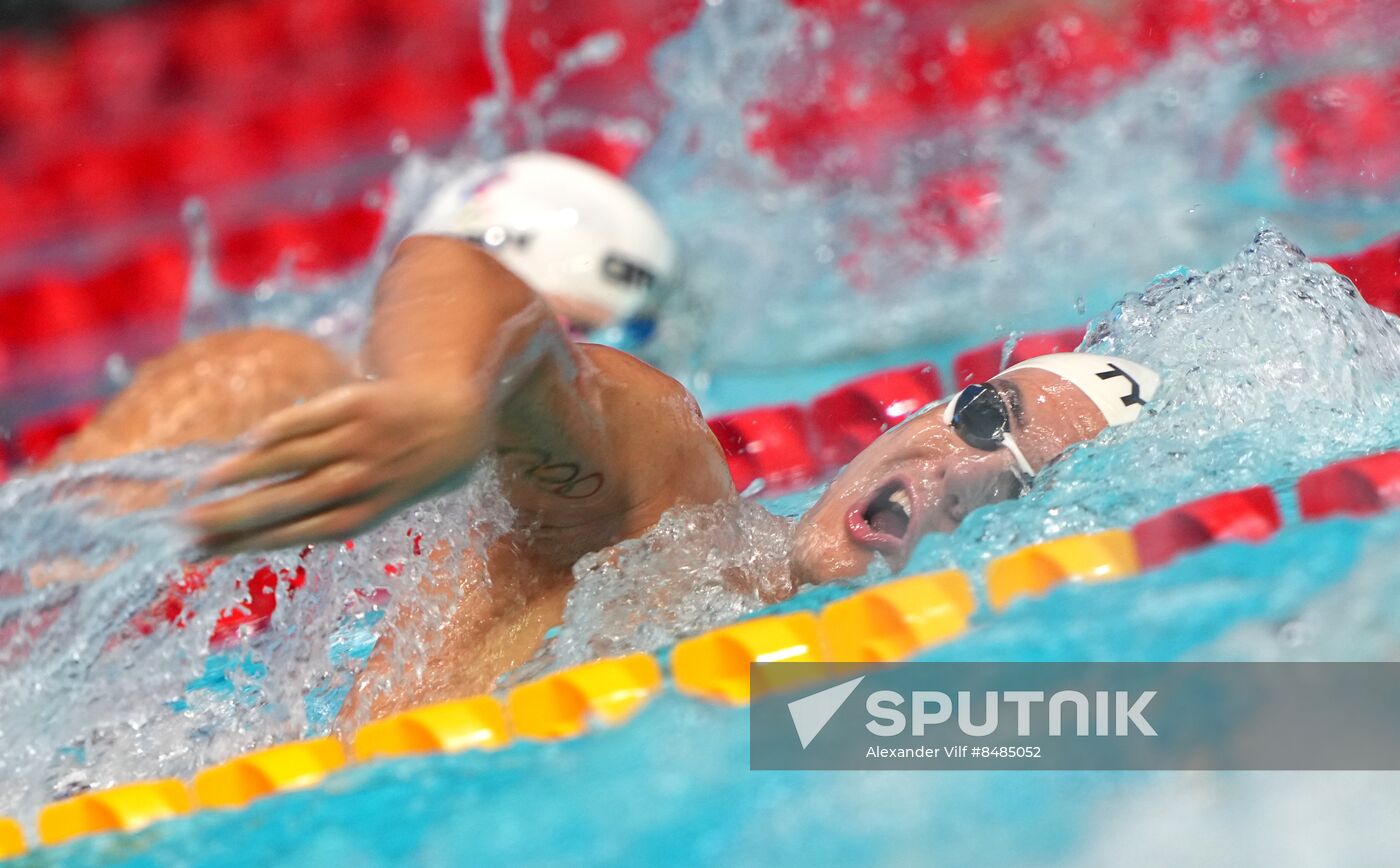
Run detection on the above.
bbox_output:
[951,383,1011,452]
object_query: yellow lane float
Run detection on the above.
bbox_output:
[193,737,347,809]
[671,612,824,704]
[38,779,191,846]
[353,695,509,760]
[508,653,663,740]
[820,570,976,662]
[986,529,1140,611]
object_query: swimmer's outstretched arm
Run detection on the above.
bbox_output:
[186,236,607,553]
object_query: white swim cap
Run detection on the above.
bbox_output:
[1003,352,1161,426]
[410,151,676,328]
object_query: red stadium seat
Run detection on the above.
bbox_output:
[901,165,1001,256]
[13,402,99,465]
[307,203,385,273]
[157,113,277,194]
[547,128,647,178]
[908,26,1015,114]
[1269,71,1400,196]
[1131,486,1282,569]
[1130,0,1221,57]
[71,13,171,120]
[0,274,99,350]
[0,39,82,141]
[273,0,368,57]
[86,245,188,332]
[1017,4,1140,104]
[168,1,285,99]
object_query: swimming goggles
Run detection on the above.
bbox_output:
[941,383,1036,481]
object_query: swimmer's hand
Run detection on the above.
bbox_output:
[186,378,486,553]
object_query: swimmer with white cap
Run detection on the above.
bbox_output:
[410,151,674,348]
[792,352,1160,583]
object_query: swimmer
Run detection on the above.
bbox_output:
[55,151,1158,705]
[791,352,1160,582]
[59,152,737,704]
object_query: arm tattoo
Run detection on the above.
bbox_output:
[497,447,605,499]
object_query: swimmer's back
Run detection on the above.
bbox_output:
[55,328,350,464]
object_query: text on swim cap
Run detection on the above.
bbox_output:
[1095,364,1146,408]
[602,253,658,290]
[465,227,535,251]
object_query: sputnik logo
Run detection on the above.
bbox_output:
[787,676,865,749]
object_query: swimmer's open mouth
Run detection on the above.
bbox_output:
[847,478,916,554]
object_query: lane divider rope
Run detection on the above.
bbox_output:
[7,450,1400,857]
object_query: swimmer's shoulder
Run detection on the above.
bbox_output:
[579,343,698,407]
[577,343,733,501]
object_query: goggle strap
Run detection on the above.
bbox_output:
[1002,432,1037,481]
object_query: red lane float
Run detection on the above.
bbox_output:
[707,404,820,495]
[808,363,943,468]
[951,325,1086,387]
[1131,485,1282,569]
[1297,451,1400,520]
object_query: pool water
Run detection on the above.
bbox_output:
[5,0,1400,863]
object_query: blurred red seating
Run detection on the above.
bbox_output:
[1297,451,1400,520]
[1130,0,1221,57]
[0,39,82,143]
[999,3,1140,109]
[952,325,1086,387]
[905,26,1016,115]
[902,165,1002,256]
[71,12,170,120]
[1319,233,1400,316]
[809,363,944,468]
[1269,70,1400,196]
[13,402,99,464]
[363,61,470,146]
[90,242,190,329]
[1131,485,1282,569]
[274,0,368,57]
[708,405,821,495]
[168,0,287,99]
[215,200,384,287]
[154,113,277,194]
[546,128,646,178]
[0,273,99,350]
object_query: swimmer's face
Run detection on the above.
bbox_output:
[791,368,1108,584]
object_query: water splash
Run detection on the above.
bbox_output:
[513,499,795,679]
[0,453,513,820]
[915,225,1400,577]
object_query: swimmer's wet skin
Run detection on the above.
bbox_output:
[71,150,1160,705]
[792,353,1161,583]
[60,153,724,703]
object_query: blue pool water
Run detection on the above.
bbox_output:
[32,511,1400,867]
[5,0,1400,863]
